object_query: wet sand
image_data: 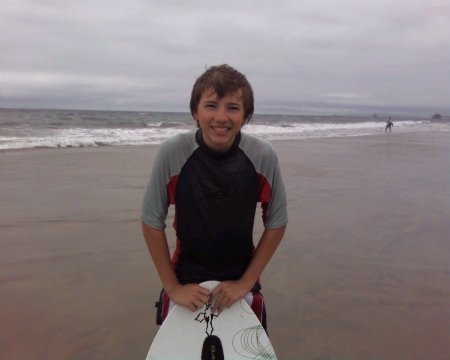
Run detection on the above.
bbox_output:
[1,132,449,359]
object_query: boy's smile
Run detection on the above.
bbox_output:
[193,89,246,152]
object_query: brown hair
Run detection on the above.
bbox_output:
[190,64,254,123]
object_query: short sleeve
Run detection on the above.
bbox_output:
[141,142,171,230]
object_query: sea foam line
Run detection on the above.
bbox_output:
[0,120,448,150]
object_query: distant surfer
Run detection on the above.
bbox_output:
[141,65,288,333]
[385,117,393,132]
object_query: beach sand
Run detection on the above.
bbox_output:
[1,132,449,360]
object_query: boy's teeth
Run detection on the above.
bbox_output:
[214,127,228,132]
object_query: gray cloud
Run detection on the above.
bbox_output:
[1,0,449,116]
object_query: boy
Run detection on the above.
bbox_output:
[141,64,287,331]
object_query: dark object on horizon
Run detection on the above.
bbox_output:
[432,113,442,119]
[373,113,377,118]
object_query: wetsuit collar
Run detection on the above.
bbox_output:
[195,129,241,158]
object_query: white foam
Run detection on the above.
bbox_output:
[0,127,182,149]
[242,120,449,140]
[1,120,449,150]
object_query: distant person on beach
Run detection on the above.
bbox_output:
[385,117,393,132]
[141,64,288,332]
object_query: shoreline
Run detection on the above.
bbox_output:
[1,132,449,359]
[1,128,449,153]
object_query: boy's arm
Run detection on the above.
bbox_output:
[141,221,210,312]
[211,224,286,313]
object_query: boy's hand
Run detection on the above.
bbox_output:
[210,280,252,314]
[166,284,211,312]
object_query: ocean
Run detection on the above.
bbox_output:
[1,108,448,150]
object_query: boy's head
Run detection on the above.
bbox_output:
[190,64,254,124]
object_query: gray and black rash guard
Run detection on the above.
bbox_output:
[142,130,288,284]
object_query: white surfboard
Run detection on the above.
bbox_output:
[146,281,277,360]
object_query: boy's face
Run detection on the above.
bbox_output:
[193,88,246,152]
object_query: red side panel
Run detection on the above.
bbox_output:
[161,291,171,322]
[258,173,272,224]
[166,175,179,205]
[250,292,264,322]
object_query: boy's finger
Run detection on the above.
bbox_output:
[207,293,217,306]
[193,299,204,310]
[226,298,236,309]
[196,293,209,305]
[198,285,211,296]
[215,298,229,314]
[200,294,209,303]
[211,294,224,313]
[210,283,222,297]
[199,289,211,299]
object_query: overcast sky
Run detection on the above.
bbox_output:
[1,0,449,117]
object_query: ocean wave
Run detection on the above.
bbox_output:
[0,127,177,150]
[0,121,23,127]
[158,121,186,128]
[1,118,448,150]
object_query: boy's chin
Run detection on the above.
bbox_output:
[207,137,235,152]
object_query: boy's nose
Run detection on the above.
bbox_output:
[215,106,228,121]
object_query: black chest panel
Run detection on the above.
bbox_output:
[175,132,259,283]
